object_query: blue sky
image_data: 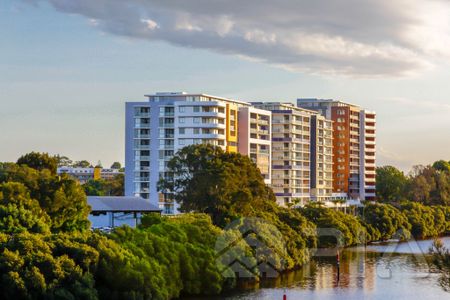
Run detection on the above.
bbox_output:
[1,0,449,171]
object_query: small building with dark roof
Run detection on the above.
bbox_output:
[87,196,161,229]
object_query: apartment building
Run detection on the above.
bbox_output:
[238,107,272,184]
[251,102,316,206]
[310,115,334,202]
[57,166,123,184]
[297,98,376,201]
[125,92,272,214]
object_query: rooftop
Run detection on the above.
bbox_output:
[144,92,250,106]
[87,196,161,213]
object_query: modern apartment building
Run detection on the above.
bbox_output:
[125,92,272,214]
[57,166,123,184]
[310,115,334,202]
[251,102,316,206]
[297,98,376,201]
[238,107,272,184]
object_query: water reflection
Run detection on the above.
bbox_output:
[203,237,449,300]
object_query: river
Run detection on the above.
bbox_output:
[205,237,450,300]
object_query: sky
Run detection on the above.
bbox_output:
[1,0,449,172]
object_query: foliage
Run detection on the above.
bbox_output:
[0,163,91,232]
[0,182,50,234]
[0,232,98,300]
[299,205,368,247]
[83,174,124,196]
[376,160,449,205]
[400,202,447,239]
[158,144,277,227]
[73,160,93,168]
[17,152,57,175]
[362,203,411,241]
[376,166,408,202]
[110,162,122,169]
[430,239,450,292]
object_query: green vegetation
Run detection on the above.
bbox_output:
[376,161,450,205]
[430,239,450,292]
[0,149,448,299]
[83,174,124,196]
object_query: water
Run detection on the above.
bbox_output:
[206,237,450,300]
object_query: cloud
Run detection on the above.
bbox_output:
[25,0,450,76]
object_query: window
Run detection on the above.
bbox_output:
[193,117,201,123]
[179,117,185,123]
[193,128,200,134]
[193,106,200,112]
[179,128,185,134]
[179,106,185,113]
[179,139,185,145]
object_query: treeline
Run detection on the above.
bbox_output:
[0,149,449,299]
[16,151,125,196]
[298,202,450,248]
[376,160,450,205]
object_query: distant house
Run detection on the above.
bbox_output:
[58,166,123,184]
[87,196,161,229]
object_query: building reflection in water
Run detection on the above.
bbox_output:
[259,248,376,292]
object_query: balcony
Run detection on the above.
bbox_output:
[135,123,151,129]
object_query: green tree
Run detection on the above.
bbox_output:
[0,163,91,232]
[0,232,98,300]
[376,166,408,202]
[83,174,124,196]
[110,162,122,169]
[17,152,57,175]
[73,160,93,168]
[430,239,450,292]
[0,182,50,234]
[433,160,450,173]
[362,203,411,240]
[158,144,274,227]
[54,155,73,167]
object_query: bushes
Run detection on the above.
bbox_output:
[362,203,411,241]
[400,202,447,239]
[299,205,368,247]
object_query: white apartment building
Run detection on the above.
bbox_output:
[310,115,334,202]
[125,92,272,214]
[57,166,123,184]
[251,102,316,207]
[238,107,272,184]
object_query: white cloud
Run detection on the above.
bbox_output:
[25,0,450,76]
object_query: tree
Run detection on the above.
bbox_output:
[362,203,411,240]
[17,152,57,175]
[430,239,450,292]
[0,232,98,300]
[83,174,124,196]
[158,144,274,226]
[433,160,450,173]
[73,160,93,168]
[376,166,408,202]
[0,163,91,232]
[54,155,73,167]
[0,182,50,234]
[110,162,122,169]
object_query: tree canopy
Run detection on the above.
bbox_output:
[17,152,57,175]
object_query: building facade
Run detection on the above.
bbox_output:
[125,92,272,214]
[297,98,376,201]
[238,107,272,184]
[310,115,334,202]
[251,102,315,206]
[57,166,123,184]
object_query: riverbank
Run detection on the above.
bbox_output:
[199,237,450,300]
